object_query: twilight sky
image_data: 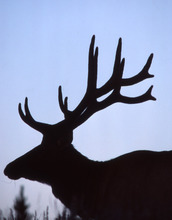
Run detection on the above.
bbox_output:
[1,0,172,217]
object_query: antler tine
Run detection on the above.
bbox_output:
[98,85,156,109]
[87,35,98,94]
[18,97,49,133]
[118,85,156,104]
[76,35,98,111]
[58,86,71,119]
[18,102,26,122]
[18,97,33,123]
[122,53,154,86]
[96,38,122,97]
[24,97,35,119]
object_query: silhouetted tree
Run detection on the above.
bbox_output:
[13,185,32,220]
[33,211,38,220]
[43,207,49,220]
[55,207,81,220]
[0,209,4,220]
[1,185,84,219]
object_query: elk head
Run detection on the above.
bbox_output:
[4,36,155,216]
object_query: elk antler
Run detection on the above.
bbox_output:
[18,97,50,133]
[18,36,155,133]
[58,35,155,129]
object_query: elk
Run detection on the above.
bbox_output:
[4,36,171,219]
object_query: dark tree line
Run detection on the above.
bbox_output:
[0,186,80,220]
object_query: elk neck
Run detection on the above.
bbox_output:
[50,143,102,209]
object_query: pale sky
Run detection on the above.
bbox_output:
[1,0,172,217]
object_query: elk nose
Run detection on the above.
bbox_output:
[4,164,10,177]
[4,164,18,180]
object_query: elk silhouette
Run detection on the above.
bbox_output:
[4,36,171,219]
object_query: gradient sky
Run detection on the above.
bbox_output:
[1,0,172,217]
